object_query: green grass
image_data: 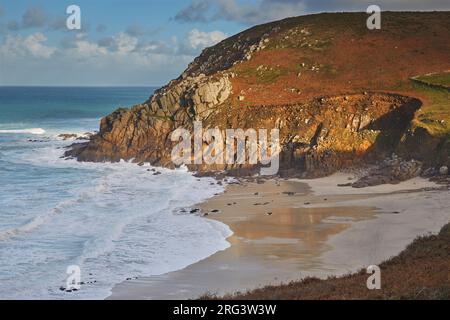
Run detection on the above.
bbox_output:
[238,65,288,83]
[320,64,339,76]
[415,72,450,88]
[308,38,332,52]
[412,83,450,137]
[389,77,450,144]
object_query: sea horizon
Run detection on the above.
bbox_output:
[0,85,160,88]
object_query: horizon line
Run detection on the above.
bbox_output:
[0,85,162,88]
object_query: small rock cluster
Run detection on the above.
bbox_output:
[58,132,93,141]
[422,165,450,186]
[181,30,273,79]
[422,165,449,177]
[352,155,423,188]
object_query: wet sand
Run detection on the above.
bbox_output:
[109,174,449,300]
[298,173,450,275]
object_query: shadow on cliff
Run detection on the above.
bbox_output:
[278,96,423,178]
[362,97,422,160]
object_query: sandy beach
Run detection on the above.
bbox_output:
[108,173,449,299]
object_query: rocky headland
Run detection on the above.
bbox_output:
[66,12,450,183]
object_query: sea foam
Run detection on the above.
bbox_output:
[0,87,229,300]
[0,135,232,300]
[0,128,46,135]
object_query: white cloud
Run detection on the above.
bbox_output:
[112,32,138,55]
[71,39,108,59]
[0,28,227,85]
[0,33,56,59]
[24,33,56,58]
[187,29,227,51]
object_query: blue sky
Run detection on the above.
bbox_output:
[1,0,449,86]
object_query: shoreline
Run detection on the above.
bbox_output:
[206,221,450,299]
[108,173,450,300]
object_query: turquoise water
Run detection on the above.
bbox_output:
[0,86,152,132]
[0,87,230,299]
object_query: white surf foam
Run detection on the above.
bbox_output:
[0,128,46,135]
[0,197,83,241]
[0,139,232,300]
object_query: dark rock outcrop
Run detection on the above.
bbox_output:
[352,156,423,188]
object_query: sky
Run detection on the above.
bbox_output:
[0,0,449,86]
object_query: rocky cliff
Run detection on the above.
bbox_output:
[66,12,450,177]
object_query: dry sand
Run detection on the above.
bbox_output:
[109,173,450,300]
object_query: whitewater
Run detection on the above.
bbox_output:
[0,87,232,299]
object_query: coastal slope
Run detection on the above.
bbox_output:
[66,12,450,177]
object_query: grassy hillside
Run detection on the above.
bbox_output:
[226,12,450,104]
[222,12,450,167]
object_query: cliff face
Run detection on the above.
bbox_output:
[67,12,450,176]
[72,74,233,166]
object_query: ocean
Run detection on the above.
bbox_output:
[0,87,231,299]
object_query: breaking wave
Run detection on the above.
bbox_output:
[0,128,46,135]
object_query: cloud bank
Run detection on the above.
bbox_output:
[0,27,227,85]
[175,0,450,25]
